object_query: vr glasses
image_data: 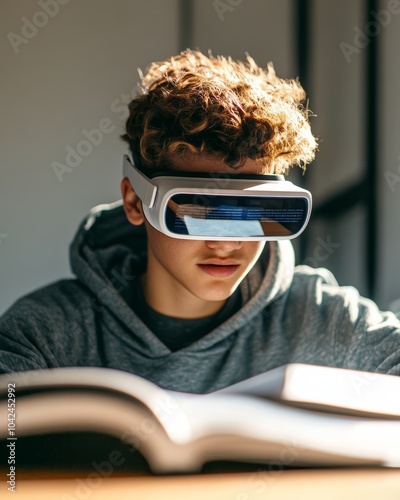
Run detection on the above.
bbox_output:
[122,155,312,241]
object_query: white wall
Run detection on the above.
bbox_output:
[309,0,365,201]
[379,3,400,308]
[305,0,400,308]
[0,0,179,314]
[305,0,368,296]
[192,0,294,78]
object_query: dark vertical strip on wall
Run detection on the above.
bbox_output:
[295,0,311,98]
[294,0,312,262]
[365,0,379,298]
[179,0,194,51]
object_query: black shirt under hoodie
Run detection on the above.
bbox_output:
[125,277,242,352]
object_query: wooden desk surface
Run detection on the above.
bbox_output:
[2,469,400,499]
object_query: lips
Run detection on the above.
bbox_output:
[198,260,240,278]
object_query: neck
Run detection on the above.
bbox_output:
[140,273,226,319]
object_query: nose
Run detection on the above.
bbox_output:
[205,239,242,252]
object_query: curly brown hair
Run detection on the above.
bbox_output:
[121,50,317,174]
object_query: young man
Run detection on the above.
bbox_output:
[0,50,399,391]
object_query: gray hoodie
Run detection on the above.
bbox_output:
[0,201,399,391]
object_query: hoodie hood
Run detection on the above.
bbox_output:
[69,201,296,353]
[3,201,400,391]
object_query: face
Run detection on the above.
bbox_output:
[121,155,267,318]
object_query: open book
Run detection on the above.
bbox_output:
[1,363,400,473]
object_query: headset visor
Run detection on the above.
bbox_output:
[165,194,308,238]
[122,155,312,240]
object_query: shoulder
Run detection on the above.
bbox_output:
[283,266,400,373]
[0,278,95,327]
[289,264,400,333]
[0,279,99,372]
[291,264,360,307]
[293,264,338,287]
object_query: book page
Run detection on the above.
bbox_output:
[215,363,400,418]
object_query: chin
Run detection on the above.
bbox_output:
[197,286,238,303]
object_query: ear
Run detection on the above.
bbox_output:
[121,177,144,226]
